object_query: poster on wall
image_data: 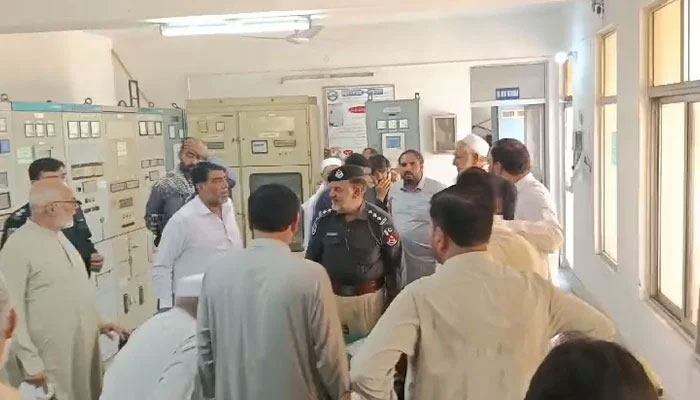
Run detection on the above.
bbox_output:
[324,85,394,154]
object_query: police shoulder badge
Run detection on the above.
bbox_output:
[386,233,399,247]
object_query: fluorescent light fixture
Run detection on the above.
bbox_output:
[160,17,311,37]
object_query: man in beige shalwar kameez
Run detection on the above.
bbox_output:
[0,179,127,400]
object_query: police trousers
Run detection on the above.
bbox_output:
[336,289,385,340]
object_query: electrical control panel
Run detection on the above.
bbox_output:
[62,108,108,242]
[10,103,68,207]
[365,96,421,166]
[186,96,321,250]
[187,113,240,166]
[0,102,15,216]
[162,108,186,171]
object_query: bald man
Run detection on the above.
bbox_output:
[145,138,208,245]
[0,179,128,400]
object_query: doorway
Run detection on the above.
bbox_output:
[471,103,547,184]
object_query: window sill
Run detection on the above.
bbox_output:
[646,298,696,347]
[596,251,618,270]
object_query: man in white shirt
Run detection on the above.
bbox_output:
[153,161,243,310]
[350,182,616,400]
[100,274,204,400]
[198,184,350,400]
[457,168,547,279]
[389,150,446,284]
[489,138,564,279]
[453,133,490,174]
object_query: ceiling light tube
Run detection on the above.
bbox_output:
[161,19,310,37]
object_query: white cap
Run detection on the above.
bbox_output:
[459,134,490,158]
[176,274,204,298]
[321,157,342,170]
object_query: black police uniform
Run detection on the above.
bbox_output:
[1,203,98,276]
[305,166,404,302]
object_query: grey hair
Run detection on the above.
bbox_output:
[0,273,10,331]
[28,181,66,213]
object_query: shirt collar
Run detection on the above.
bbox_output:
[401,175,427,192]
[514,173,536,191]
[249,238,291,253]
[357,203,370,220]
[437,251,496,277]
[191,195,231,216]
[25,219,60,237]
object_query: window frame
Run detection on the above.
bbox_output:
[650,94,700,336]
[597,29,619,267]
[648,0,700,337]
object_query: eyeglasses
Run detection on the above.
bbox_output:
[52,200,80,209]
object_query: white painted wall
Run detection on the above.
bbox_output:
[0,31,117,105]
[110,4,570,185]
[567,0,700,399]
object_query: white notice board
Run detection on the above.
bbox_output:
[324,85,394,153]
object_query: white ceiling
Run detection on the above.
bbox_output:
[0,0,572,33]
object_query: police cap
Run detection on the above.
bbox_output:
[327,165,366,183]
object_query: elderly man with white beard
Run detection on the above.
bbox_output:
[0,179,128,400]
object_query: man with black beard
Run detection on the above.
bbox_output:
[388,150,446,283]
[145,138,208,245]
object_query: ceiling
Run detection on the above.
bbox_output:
[0,0,572,34]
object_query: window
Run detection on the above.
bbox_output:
[650,0,700,337]
[599,31,618,263]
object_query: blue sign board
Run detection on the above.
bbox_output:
[495,87,520,100]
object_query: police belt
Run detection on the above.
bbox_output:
[333,277,385,297]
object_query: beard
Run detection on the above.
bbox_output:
[180,163,195,176]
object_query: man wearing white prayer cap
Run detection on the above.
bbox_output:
[453,134,490,174]
[302,157,343,249]
[100,274,205,400]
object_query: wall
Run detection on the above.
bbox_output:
[0,31,117,105]
[109,4,570,185]
[567,0,700,399]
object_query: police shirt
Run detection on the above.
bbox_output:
[0,203,97,275]
[306,201,403,299]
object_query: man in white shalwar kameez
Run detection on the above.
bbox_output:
[101,274,205,400]
[0,179,127,400]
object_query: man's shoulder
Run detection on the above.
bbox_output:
[311,208,336,235]
[425,177,448,192]
[366,202,393,225]
[5,203,30,225]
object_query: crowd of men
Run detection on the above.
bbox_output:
[0,134,660,400]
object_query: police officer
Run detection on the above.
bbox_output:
[0,157,103,276]
[306,165,403,341]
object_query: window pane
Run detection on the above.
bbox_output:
[659,102,687,309]
[603,32,617,97]
[692,102,700,325]
[653,0,683,86]
[690,0,700,81]
[602,104,618,260]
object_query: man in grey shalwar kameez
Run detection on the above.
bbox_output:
[198,184,350,400]
[0,179,127,400]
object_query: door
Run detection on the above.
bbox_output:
[562,104,575,268]
[495,104,547,184]
[241,166,310,251]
